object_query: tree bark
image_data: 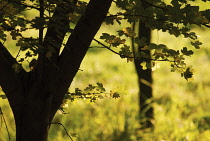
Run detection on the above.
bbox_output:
[15,93,51,141]
[134,22,154,129]
[0,0,113,140]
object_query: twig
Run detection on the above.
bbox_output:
[51,122,74,141]
[0,107,10,141]
[15,47,21,59]
[93,39,122,56]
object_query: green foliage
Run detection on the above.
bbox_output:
[181,66,194,81]
[99,0,210,80]
[60,83,120,111]
[181,47,194,56]
[100,33,126,47]
[191,40,203,49]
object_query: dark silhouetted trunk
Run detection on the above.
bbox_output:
[15,93,51,141]
[134,21,154,129]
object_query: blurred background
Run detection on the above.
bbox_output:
[1,1,210,141]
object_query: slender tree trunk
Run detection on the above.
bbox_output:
[134,21,154,129]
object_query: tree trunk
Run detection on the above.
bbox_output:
[15,99,50,141]
[13,80,53,141]
[134,21,154,129]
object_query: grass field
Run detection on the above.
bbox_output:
[1,3,210,141]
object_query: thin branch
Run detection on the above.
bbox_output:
[15,47,21,59]
[0,107,10,141]
[89,46,106,48]
[51,122,73,141]
[93,39,121,56]
[141,0,167,11]
[93,38,174,62]
[68,92,111,97]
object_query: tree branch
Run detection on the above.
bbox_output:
[93,39,122,56]
[0,42,16,66]
[41,0,78,60]
[0,42,25,114]
[37,0,78,82]
[49,0,113,121]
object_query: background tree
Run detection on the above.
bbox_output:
[131,1,154,130]
[101,0,209,130]
[1,0,210,141]
[133,21,153,129]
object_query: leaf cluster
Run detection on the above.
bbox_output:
[60,83,120,110]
